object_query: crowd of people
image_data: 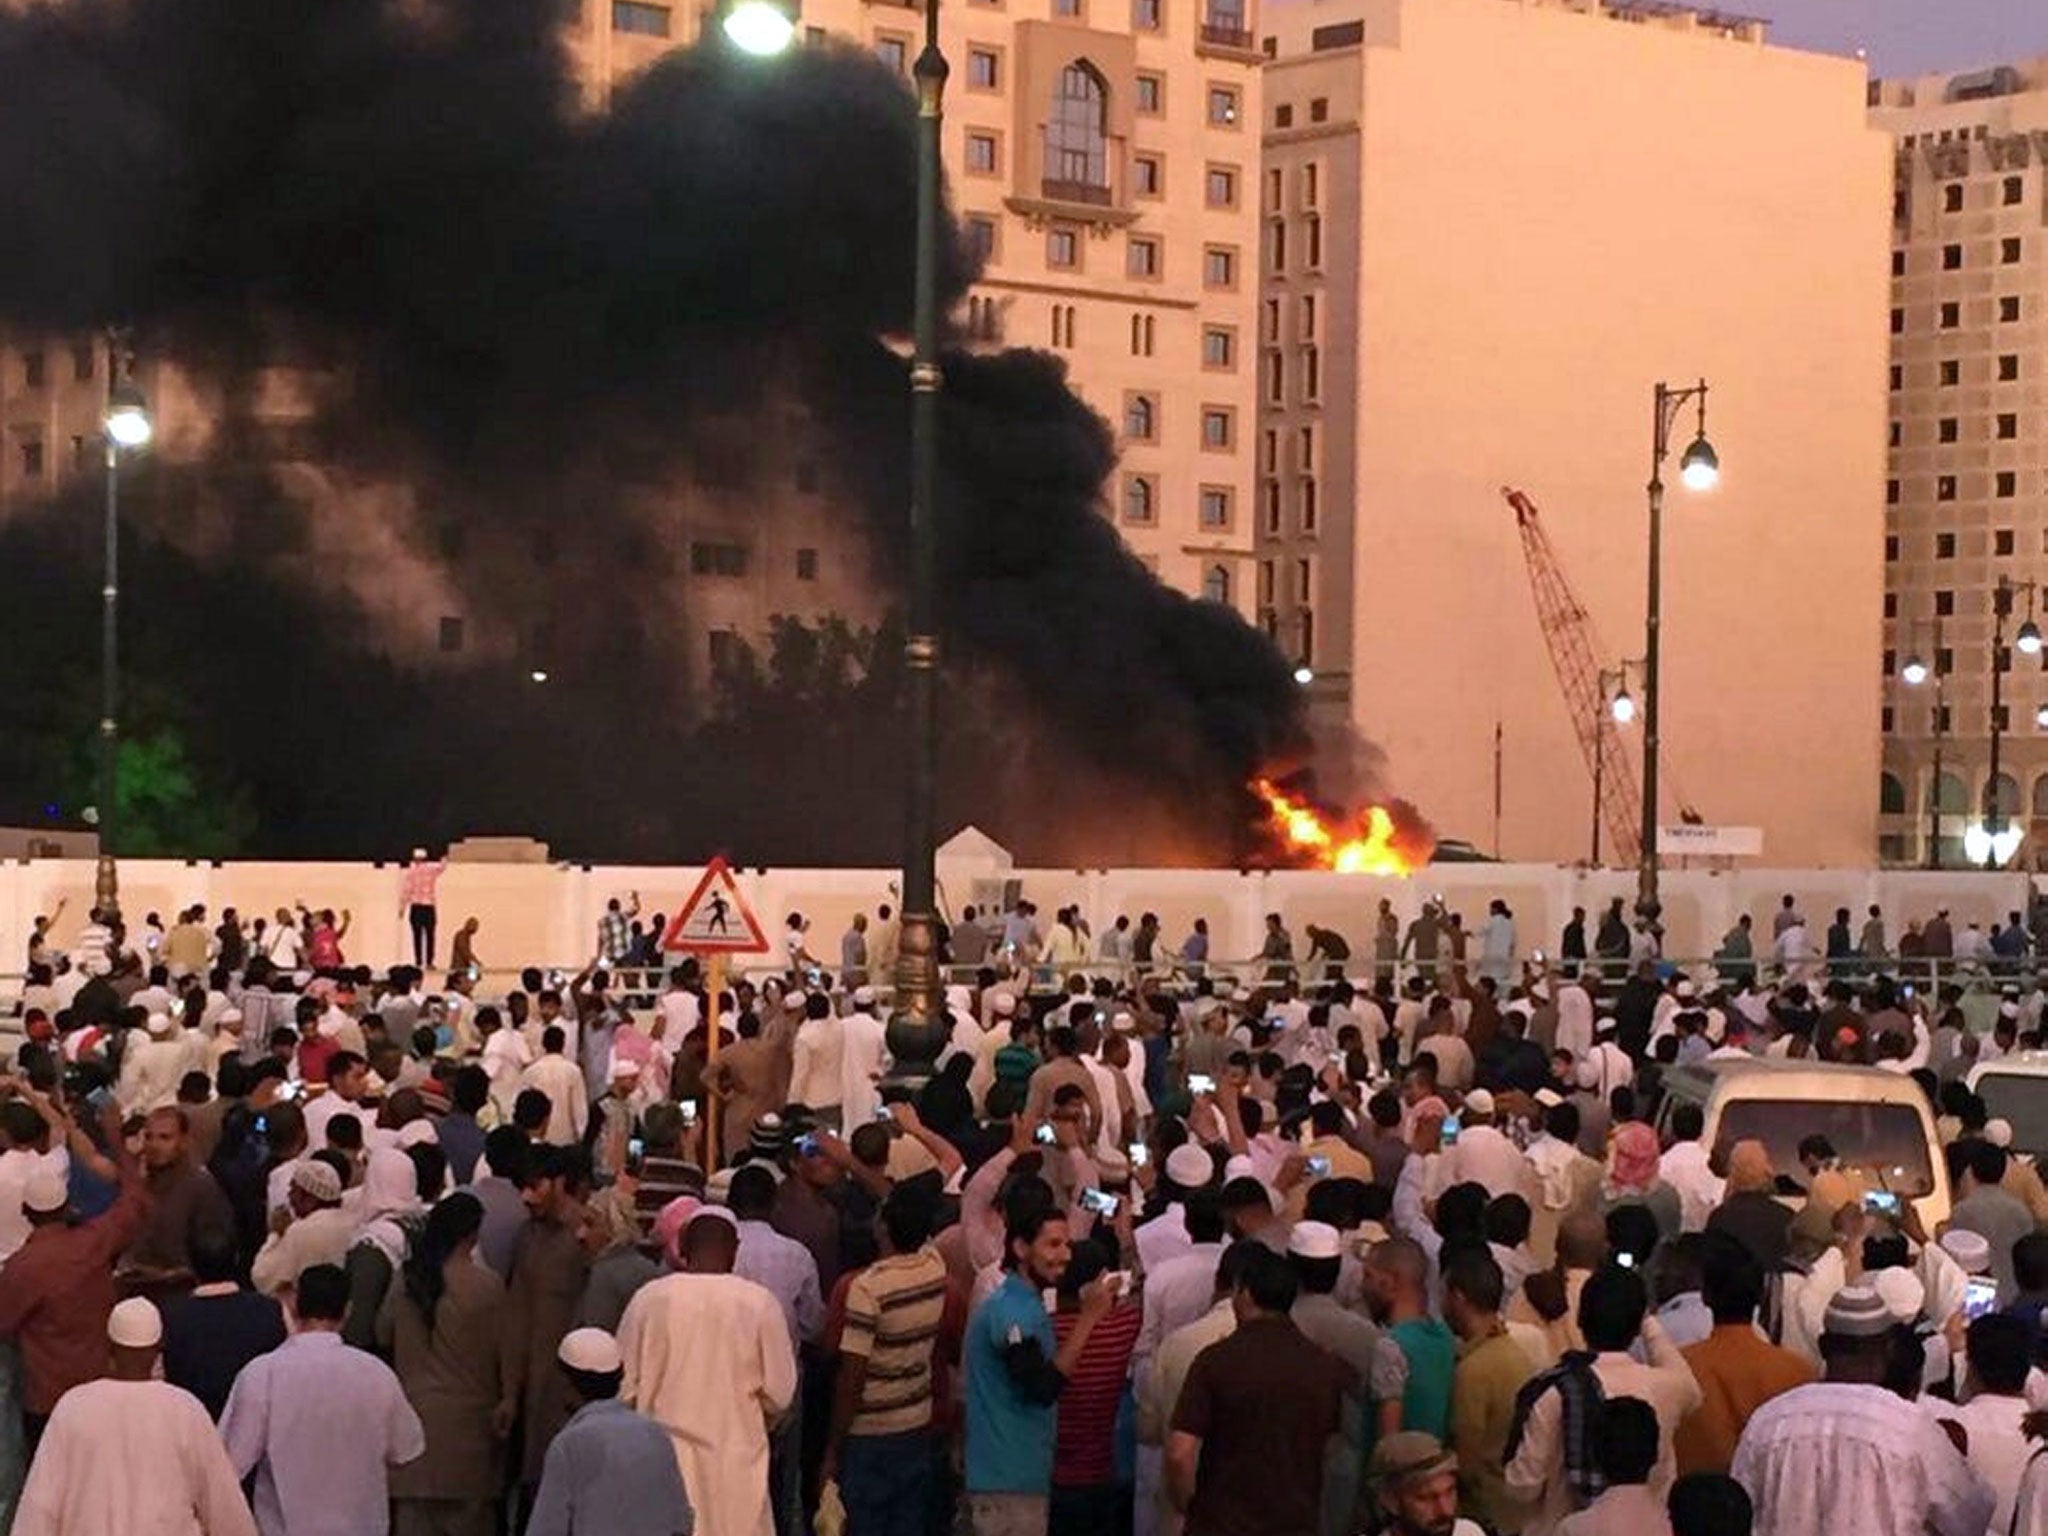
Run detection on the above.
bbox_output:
[6,884,2048,1536]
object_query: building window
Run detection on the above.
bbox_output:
[1994,704,2012,731]
[1201,564,1231,605]
[1203,245,1236,288]
[1201,407,1234,450]
[1935,645,1953,673]
[1935,705,1952,733]
[1206,166,1237,208]
[1047,63,1109,190]
[2005,175,2025,205]
[1889,364,1902,391]
[18,438,44,480]
[1301,163,1319,208]
[1047,227,1079,268]
[612,1,669,34]
[875,35,907,71]
[1997,470,2017,498]
[1265,167,1282,210]
[1937,475,1956,502]
[1054,0,1081,15]
[1127,236,1159,277]
[1300,345,1320,400]
[1888,421,1902,448]
[1124,393,1157,441]
[1257,560,1276,606]
[1997,529,2016,555]
[1299,294,1317,336]
[1198,486,1232,530]
[1206,84,1239,125]
[1262,298,1279,343]
[1891,250,1906,276]
[965,132,998,174]
[968,48,999,88]
[1935,590,1954,616]
[1940,359,1960,386]
[966,218,1002,270]
[1275,103,1293,128]
[689,541,749,576]
[1884,592,1898,618]
[1938,417,1958,443]
[1202,327,1234,368]
[438,617,464,653]
[1261,480,1281,533]
[1999,354,2020,381]
[1133,153,1162,197]
[2003,237,2023,264]
[1939,301,1960,328]
[1123,473,1157,524]
[1309,97,1328,122]
[1049,303,1076,348]
[1260,429,1277,474]
[2001,295,2021,323]
[794,548,819,582]
[1303,213,1322,267]
[1890,308,1904,334]
[1133,0,1160,28]
[707,629,741,673]
[1943,243,1963,270]
[1297,425,1314,468]
[1998,412,2017,440]
[1262,350,1282,404]
[1885,534,1899,561]
[70,343,94,382]
[1886,479,1900,504]
[1944,183,1964,213]
[1265,218,1286,271]
[1135,72,1163,114]
[1130,313,1154,356]
[1300,477,1318,532]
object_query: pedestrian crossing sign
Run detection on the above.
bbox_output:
[659,857,770,954]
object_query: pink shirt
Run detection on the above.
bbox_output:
[400,862,445,906]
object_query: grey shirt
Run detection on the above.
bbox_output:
[529,1397,694,1536]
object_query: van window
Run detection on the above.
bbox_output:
[1710,1098,1934,1197]
[1972,1074,2048,1155]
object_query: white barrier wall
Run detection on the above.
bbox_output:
[0,854,2039,972]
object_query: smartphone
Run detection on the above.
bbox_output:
[1188,1073,1216,1094]
[1615,1250,1636,1269]
[1965,1277,2000,1320]
[276,1080,303,1101]
[1306,1155,1331,1177]
[1128,1143,1150,1168]
[1094,1010,1107,1025]
[1863,1190,1902,1218]
[628,1136,645,1161]
[547,969,565,987]
[1080,1187,1120,1218]
[1109,1269,1134,1296]
[679,1101,699,1125]
[874,1104,894,1122]
[797,1133,821,1157]
[1441,1113,1461,1146]
[1901,984,1916,999]
[1035,1124,1058,1146]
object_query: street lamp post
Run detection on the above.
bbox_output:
[887,0,950,1084]
[1990,578,2015,869]
[1637,378,1718,926]
[1595,661,1639,866]
[1901,631,1944,868]
[97,358,152,918]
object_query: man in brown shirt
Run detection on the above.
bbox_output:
[1023,1017,1104,1140]
[1167,1246,1353,1536]
[1673,1234,1814,1476]
[121,1106,235,1299]
[709,1013,781,1164]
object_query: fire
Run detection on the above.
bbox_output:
[1253,777,1432,875]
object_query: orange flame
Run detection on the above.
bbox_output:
[1253,777,1431,875]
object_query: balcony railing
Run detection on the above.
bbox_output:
[1041,177,1112,207]
[1199,21,1254,49]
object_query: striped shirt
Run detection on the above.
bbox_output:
[399,861,444,906]
[841,1247,950,1436]
[1051,1299,1143,1487]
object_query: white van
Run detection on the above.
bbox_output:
[1966,1051,2048,1157]
[1654,1058,1951,1231]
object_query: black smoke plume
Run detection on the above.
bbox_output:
[0,0,1328,861]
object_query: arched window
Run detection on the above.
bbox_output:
[1047,63,1108,191]
[1124,395,1153,440]
[1124,476,1154,524]
[1202,564,1231,605]
[1936,771,1967,813]
[1879,772,1906,815]
[1989,772,2021,817]
[2032,774,2048,816]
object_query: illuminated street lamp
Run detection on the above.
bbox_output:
[1637,378,1717,923]
[1292,665,1314,686]
[1900,654,1929,686]
[1609,690,1636,725]
[96,364,150,916]
[721,0,796,56]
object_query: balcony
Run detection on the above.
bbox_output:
[1041,177,1112,207]
[1200,22,1254,49]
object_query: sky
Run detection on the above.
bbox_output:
[1753,0,2048,77]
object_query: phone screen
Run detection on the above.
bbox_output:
[680,1101,699,1125]
[1188,1073,1216,1094]
[1863,1190,1902,1218]
[1082,1187,1120,1218]
[1306,1155,1331,1177]
[1128,1143,1149,1168]
[1965,1277,2000,1320]
[1035,1124,1057,1146]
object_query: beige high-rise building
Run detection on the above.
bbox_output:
[1,0,1265,686]
[1259,0,1890,875]
[1870,60,2048,868]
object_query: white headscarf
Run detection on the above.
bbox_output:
[351,1147,426,1268]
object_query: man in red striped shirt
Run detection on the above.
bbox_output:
[1050,1231,1144,1536]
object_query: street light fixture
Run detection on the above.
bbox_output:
[1636,378,1717,926]
[1901,654,1930,687]
[1292,666,1314,686]
[1609,690,1636,725]
[95,357,150,917]
[721,0,796,56]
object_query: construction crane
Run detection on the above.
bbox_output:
[1503,486,1643,867]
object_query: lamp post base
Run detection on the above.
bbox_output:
[884,910,947,1089]
[94,853,119,920]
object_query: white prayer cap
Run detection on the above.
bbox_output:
[1987,1119,2016,1149]
[22,1165,69,1214]
[1871,1267,1926,1324]
[144,1012,175,1038]
[688,1206,739,1233]
[991,991,1018,1017]
[107,1298,163,1350]
[1111,1011,1136,1032]
[705,1167,737,1205]
[1463,1089,1496,1118]
[1165,1144,1213,1189]
[2001,1001,2022,1021]
[609,1057,641,1082]
[290,1161,343,1203]
[1224,1154,1258,1183]
[1288,1221,1343,1261]
[1534,1088,1564,1109]
[557,1328,622,1375]
[1941,1229,1992,1275]
[218,1007,245,1029]
[853,985,877,1007]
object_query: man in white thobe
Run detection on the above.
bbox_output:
[13,1298,254,1536]
[617,1211,797,1536]
[838,988,889,1131]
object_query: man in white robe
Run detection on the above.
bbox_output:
[617,1210,797,1536]
[13,1298,254,1536]
[838,988,889,1131]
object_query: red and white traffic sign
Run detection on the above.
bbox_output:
[658,857,771,954]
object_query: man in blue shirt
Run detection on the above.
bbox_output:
[963,1207,1118,1536]
[531,1327,694,1536]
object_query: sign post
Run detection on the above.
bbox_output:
[658,858,770,1165]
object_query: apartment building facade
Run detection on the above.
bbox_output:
[1258,0,1890,869]
[1870,60,2048,867]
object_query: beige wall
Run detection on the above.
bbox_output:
[1261,0,1891,866]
